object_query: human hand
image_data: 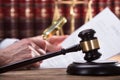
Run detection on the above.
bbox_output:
[45,35,68,52]
[108,54,120,62]
[0,38,45,69]
[0,35,68,69]
[29,35,68,52]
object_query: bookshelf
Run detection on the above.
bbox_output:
[0,0,119,39]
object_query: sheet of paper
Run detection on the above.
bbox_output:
[41,7,120,68]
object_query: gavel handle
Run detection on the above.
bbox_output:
[0,50,65,74]
[0,44,81,74]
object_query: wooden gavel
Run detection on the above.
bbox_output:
[0,29,101,74]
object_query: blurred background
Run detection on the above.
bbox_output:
[0,0,120,40]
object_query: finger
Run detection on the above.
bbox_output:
[38,48,46,55]
[108,54,120,62]
[29,36,46,50]
[48,35,68,45]
[26,46,44,69]
[29,45,46,56]
[45,41,62,52]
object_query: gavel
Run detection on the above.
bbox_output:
[78,29,101,62]
[0,29,102,74]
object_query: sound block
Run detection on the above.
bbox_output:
[67,61,120,76]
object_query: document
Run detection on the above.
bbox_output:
[41,7,120,68]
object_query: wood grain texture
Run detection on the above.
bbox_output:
[0,68,120,80]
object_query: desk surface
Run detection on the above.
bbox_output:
[0,68,120,80]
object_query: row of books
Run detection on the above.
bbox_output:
[0,0,120,40]
[0,0,55,39]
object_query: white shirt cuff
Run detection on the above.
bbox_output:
[0,38,19,49]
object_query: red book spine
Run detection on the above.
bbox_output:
[34,0,55,35]
[0,0,4,40]
[114,0,120,19]
[57,0,71,34]
[98,0,107,11]
[92,0,115,17]
[74,0,86,30]
[18,0,35,39]
[91,0,100,17]
[3,0,19,38]
[106,0,115,12]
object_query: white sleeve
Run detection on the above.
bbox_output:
[0,38,19,49]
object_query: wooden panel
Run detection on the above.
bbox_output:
[0,68,120,80]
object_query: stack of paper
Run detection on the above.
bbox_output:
[41,7,120,68]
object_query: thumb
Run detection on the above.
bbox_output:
[48,35,68,46]
[45,41,62,52]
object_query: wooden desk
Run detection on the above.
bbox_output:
[0,68,120,80]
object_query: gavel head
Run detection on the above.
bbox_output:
[78,29,101,62]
